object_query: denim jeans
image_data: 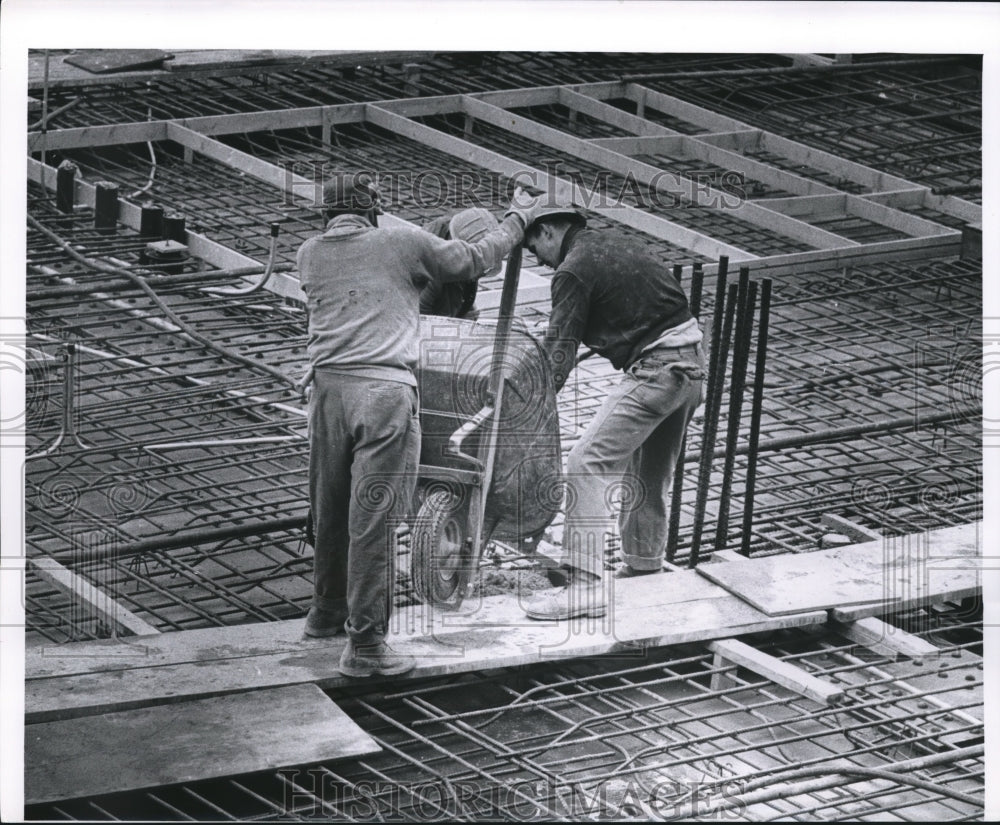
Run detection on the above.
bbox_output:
[562,343,704,576]
[309,371,419,643]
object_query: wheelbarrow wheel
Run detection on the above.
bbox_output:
[411,490,469,605]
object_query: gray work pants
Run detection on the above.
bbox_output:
[562,343,704,576]
[309,370,419,644]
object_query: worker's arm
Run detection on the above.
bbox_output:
[544,269,591,393]
[423,216,524,284]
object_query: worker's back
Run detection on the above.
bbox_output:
[298,215,431,384]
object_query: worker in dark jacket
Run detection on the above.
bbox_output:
[420,208,504,320]
[297,174,540,676]
[520,206,705,620]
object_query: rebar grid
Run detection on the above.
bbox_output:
[25,606,984,821]
[30,53,786,131]
[647,60,982,198]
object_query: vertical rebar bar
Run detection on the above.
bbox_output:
[740,278,772,556]
[689,274,737,567]
[666,260,706,562]
[715,270,757,549]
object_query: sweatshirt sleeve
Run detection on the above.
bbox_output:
[543,269,589,393]
[421,215,524,284]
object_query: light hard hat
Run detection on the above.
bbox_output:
[448,207,500,244]
[450,208,503,277]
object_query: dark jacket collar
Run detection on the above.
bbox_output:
[556,224,585,267]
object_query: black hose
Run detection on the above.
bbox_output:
[27,213,299,390]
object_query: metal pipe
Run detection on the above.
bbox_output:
[666,260,704,562]
[689,278,737,566]
[740,278,772,555]
[49,516,308,563]
[715,269,757,549]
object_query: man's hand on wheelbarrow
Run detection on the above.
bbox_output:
[505,186,544,231]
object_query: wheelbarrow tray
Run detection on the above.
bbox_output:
[415,315,562,544]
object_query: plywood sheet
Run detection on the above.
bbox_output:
[698,523,981,616]
[26,570,827,722]
[25,683,379,805]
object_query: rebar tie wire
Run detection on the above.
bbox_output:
[26,213,299,391]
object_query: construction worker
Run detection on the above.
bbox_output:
[520,206,705,620]
[297,174,540,677]
[420,207,505,320]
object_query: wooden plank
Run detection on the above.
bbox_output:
[558,87,679,136]
[25,570,828,722]
[820,514,881,544]
[699,523,981,617]
[756,193,849,219]
[833,616,940,660]
[726,232,962,278]
[756,131,916,192]
[847,194,955,237]
[626,84,756,133]
[365,103,756,262]
[460,96,850,251]
[29,558,160,637]
[589,135,839,198]
[687,130,762,152]
[29,121,168,152]
[25,684,379,804]
[708,638,845,705]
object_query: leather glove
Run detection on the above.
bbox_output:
[504,186,544,230]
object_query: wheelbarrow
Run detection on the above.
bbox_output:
[412,246,562,608]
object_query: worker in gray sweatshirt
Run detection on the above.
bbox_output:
[297,174,540,677]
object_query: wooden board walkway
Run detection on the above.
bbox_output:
[26,569,827,723]
[698,523,981,617]
[25,522,982,725]
[25,684,380,805]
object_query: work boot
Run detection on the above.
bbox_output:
[338,639,416,678]
[303,605,347,638]
[614,564,659,579]
[524,572,607,620]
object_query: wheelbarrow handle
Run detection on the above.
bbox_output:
[445,403,494,468]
